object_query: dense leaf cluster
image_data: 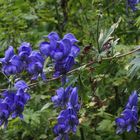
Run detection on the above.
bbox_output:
[0,0,140,140]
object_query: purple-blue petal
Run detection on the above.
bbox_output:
[39,42,51,56]
[15,80,28,90]
[4,46,14,62]
[63,33,78,44]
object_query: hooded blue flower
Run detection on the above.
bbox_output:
[0,46,23,75]
[14,80,29,90]
[47,32,60,49]
[2,90,15,108]
[1,46,14,63]
[115,91,138,134]
[27,51,46,80]
[39,32,80,82]
[40,34,72,60]
[53,86,80,139]
[0,80,30,127]
[40,32,60,57]
[52,86,72,107]
[58,108,79,133]
[52,37,80,73]
[54,108,79,140]
[0,100,11,127]
[53,122,69,140]
[67,87,80,112]
[53,56,75,77]
[12,88,30,119]
[39,42,51,57]
[128,0,140,11]
[51,39,72,61]
[18,42,32,61]
[63,33,78,44]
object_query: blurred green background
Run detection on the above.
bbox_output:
[0,0,140,140]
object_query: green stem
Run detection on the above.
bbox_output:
[55,2,62,36]
[80,127,85,140]
[97,14,101,53]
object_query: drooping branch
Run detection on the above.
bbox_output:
[68,46,140,74]
[0,46,140,91]
[28,46,140,88]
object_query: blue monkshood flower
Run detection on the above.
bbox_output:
[128,0,140,11]
[67,87,80,112]
[5,55,23,75]
[40,32,60,57]
[115,91,138,134]
[63,33,78,44]
[12,89,30,119]
[14,80,29,90]
[62,33,79,58]
[126,91,138,108]
[27,51,46,80]
[53,56,75,77]
[53,41,80,79]
[52,86,72,107]
[52,38,80,61]
[53,122,69,140]
[39,42,51,57]
[53,86,80,139]
[47,32,60,40]
[0,46,23,75]
[39,32,80,79]
[58,108,79,133]
[40,38,72,60]
[18,42,32,62]
[54,109,79,140]
[51,39,71,61]
[0,100,11,127]
[0,46,14,63]
[2,90,15,109]
[47,32,60,50]
[0,80,30,127]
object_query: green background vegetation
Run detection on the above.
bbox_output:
[0,0,140,140]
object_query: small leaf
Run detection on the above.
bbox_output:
[22,14,38,20]
[128,57,140,78]
[97,119,114,132]
[98,18,121,49]
[41,103,52,111]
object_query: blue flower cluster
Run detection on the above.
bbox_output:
[127,0,140,11]
[0,32,80,82]
[0,42,45,80]
[0,80,30,127]
[115,91,138,134]
[40,32,80,83]
[46,33,81,139]
[52,87,80,140]
[0,32,80,138]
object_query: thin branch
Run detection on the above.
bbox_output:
[103,46,140,60]
[0,47,140,91]
[97,14,101,53]
[29,46,140,88]
[68,46,140,74]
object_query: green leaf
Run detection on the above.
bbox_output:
[78,74,89,102]
[135,14,140,28]
[128,54,140,78]
[98,18,121,49]
[97,119,114,132]
[22,14,38,20]
[39,134,47,139]
[41,103,53,111]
